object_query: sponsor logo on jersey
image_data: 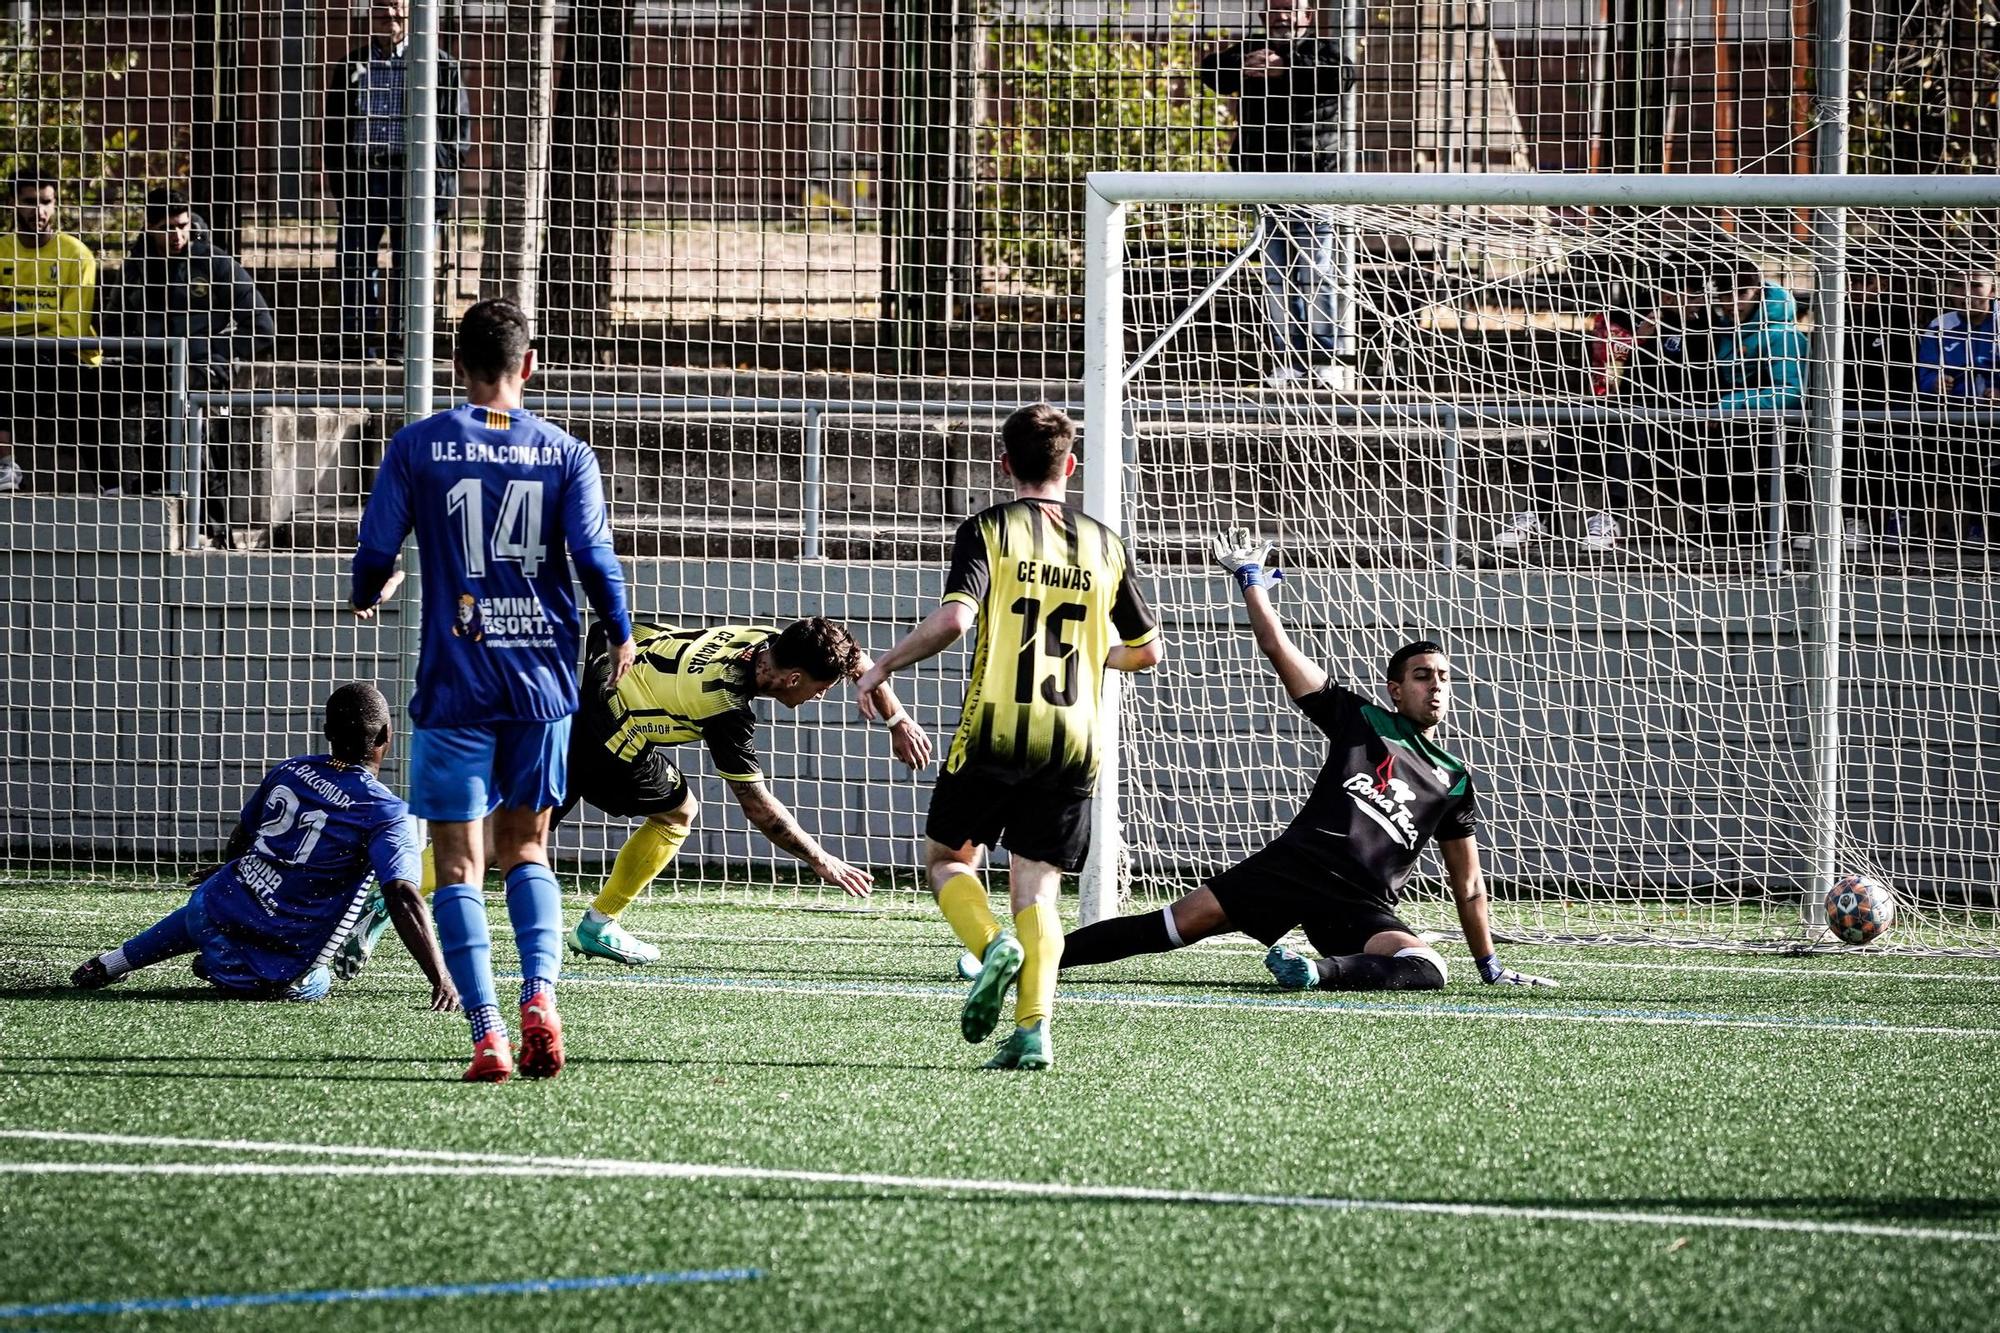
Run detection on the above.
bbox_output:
[458,594,554,647]
[1343,752,1419,848]
[451,593,484,641]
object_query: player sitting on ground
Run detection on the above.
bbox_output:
[857,403,1162,1070]
[1057,529,1556,993]
[71,684,457,1009]
[557,615,931,964]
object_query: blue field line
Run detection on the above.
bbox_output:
[0,1267,764,1321]
[526,968,2000,1037]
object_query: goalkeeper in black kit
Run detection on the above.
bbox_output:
[1059,529,1557,992]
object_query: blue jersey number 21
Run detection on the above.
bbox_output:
[446,478,546,579]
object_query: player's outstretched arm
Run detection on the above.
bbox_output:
[380,877,461,1011]
[1442,837,1557,989]
[851,649,933,770]
[1213,528,1327,699]
[854,602,975,704]
[726,778,874,898]
[187,822,255,887]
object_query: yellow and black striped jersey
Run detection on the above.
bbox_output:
[941,498,1157,789]
[578,622,771,782]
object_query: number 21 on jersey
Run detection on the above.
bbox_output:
[446,477,545,578]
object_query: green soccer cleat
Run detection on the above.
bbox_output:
[332,887,392,980]
[960,932,1024,1043]
[1264,943,1320,991]
[567,914,661,966]
[982,1020,1054,1071]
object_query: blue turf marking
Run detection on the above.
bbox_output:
[524,968,1986,1036]
[0,1268,763,1321]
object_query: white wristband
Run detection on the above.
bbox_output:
[879,710,908,729]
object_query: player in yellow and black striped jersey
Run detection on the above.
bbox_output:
[555,616,931,965]
[857,404,1161,1070]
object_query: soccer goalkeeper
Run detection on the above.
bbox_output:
[1056,529,1557,993]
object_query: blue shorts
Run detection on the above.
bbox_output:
[408,719,571,823]
[184,888,332,1002]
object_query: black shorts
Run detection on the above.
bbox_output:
[1206,842,1414,956]
[926,766,1092,874]
[553,733,690,825]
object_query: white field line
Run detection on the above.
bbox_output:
[0,1130,1993,1248]
[0,906,106,919]
[655,933,2000,984]
[552,971,2000,1039]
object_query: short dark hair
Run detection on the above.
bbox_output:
[1386,640,1446,682]
[143,186,191,228]
[323,683,391,764]
[455,299,533,380]
[1000,403,1075,485]
[8,169,55,199]
[770,617,861,683]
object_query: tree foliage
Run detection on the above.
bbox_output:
[1853,1,2000,171]
[0,22,160,240]
[977,2,1237,294]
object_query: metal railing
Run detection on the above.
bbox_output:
[176,388,2000,570]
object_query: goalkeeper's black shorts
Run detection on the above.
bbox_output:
[1207,842,1414,957]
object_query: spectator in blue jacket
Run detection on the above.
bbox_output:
[1915,269,1999,545]
[1915,270,1998,398]
[1685,262,1807,543]
[1711,263,1808,412]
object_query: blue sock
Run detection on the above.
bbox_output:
[468,1004,505,1042]
[431,882,499,1019]
[520,976,554,1006]
[505,862,563,1001]
[118,903,199,972]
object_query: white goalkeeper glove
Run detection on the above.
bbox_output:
[1476,954,1559,988]
[1212,527,1283,592]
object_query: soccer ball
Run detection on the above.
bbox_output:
[1826,875,1896,946]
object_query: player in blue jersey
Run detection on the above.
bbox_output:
[70,684,457,1008]
[350,297,635,1083]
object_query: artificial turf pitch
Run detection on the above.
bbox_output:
[2,879,1997,1331]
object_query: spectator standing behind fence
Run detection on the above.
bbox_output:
[0,170,98,492]
[1842,259,1919,550]
[1915,269,2000,544]
[321,0,468,360]
[1697,261,1807,544]
[1492,259,1713,555]
[1915,270,1998,399]
[1198,0,1351,388]
[96,189,276,495]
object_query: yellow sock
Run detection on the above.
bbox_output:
[419,843,437,895]
[936,872,1002,957]
[590,820,690,918]
[1013,902,1063,1028]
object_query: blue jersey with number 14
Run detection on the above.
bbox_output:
[355,403,631,728]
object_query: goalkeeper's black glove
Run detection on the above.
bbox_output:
[1476,954,1559,988]
[1211,527,1284,592]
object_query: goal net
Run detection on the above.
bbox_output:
[1086,173,2000,953]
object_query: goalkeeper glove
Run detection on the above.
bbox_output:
[1212,527,1284,591]
[1476,954,1559,988]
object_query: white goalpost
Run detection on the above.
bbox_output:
[1080,171,2000,952]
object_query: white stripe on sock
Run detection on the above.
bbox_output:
[101,947,132,979]
[1161,905,1184,949]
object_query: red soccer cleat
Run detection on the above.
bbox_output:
[517,993,565,1080]
[462,1030,514,1083]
